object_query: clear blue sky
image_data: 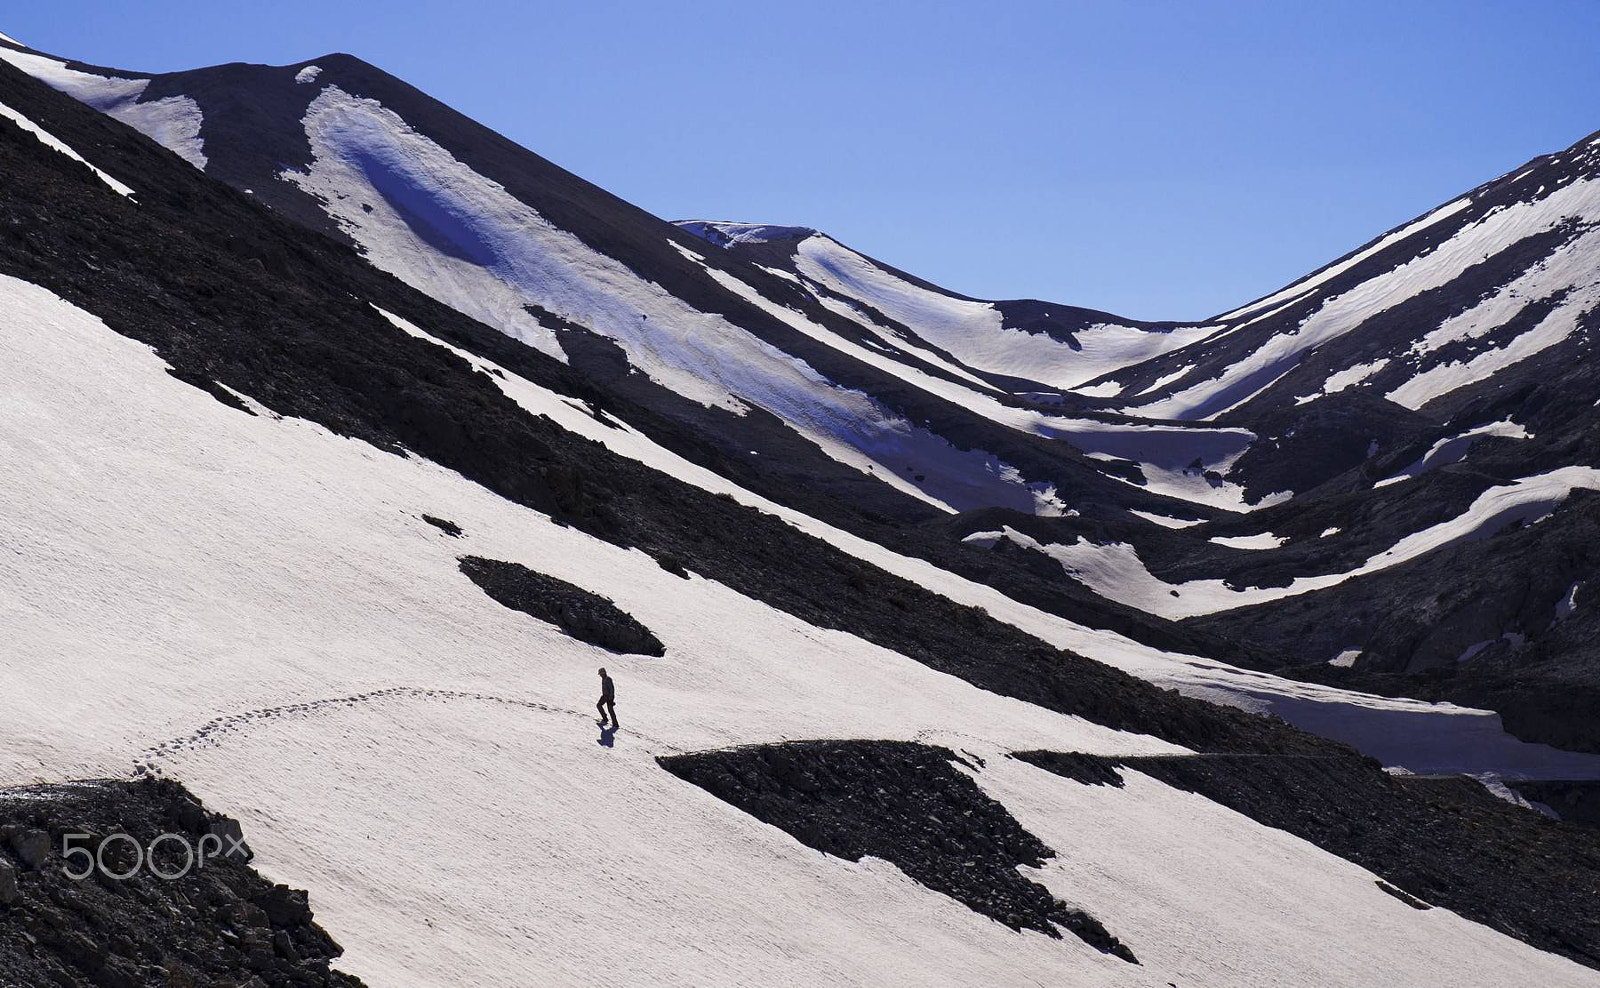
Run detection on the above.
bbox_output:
[8,2,1599,319]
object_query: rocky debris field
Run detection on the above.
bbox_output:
[0,778,361,987]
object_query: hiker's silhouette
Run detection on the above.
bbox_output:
[596,667,618,729]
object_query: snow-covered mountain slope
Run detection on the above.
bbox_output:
[1089,135,1600,425]
[1,177,1596,988]
[683,221,1222,393]
[4,36,1600,984]
[7,36,1600,756]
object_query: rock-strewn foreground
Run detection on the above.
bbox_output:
[0,778,361,987]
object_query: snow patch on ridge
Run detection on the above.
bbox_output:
[1143,180,1600,420]
[1209,532,1288,550]
[1374,420,1531,488]
[678,220,813,247]
[1216,198,1472,322]
[0,47,207,168]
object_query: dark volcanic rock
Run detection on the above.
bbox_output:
[460,555,666,656]
[0,777,361,987]
[1014,750,1600,969]
[660,740,1137,962]
[1511,780,1600,830]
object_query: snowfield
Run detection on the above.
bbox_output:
[4,272,1596,986]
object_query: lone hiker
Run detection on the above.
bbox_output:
[597,667,617,728]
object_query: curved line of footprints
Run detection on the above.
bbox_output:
[135,685,684,777]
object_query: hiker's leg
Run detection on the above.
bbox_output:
[607,701,618,727]
[597,698,608,723]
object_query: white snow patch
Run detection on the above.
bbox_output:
[1555,581,1581,622]
[1128,509,1204,529]
[0,47,207,168]
[1215,198,1472,322]
[1294,357,1391,405]
[1132,365,1191,397]
[295,64,322,84]
[676,220,811,247]
[1208,532,1289,550]
[1072,379,1125,398]
[1321,527,1342,538]
[1329,649,1362,668]
[1374,420,1530,487]
[757,263,800,283]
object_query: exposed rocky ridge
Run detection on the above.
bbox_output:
[1013,750,1600,970]
[660,740,1137,961]
[0,778,360,987]
[459,555,666,656]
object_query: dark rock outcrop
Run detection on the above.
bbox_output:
[1511,780,1600,830]
[460,555,665,656]
[661,740,1137,962]
[0,778,361,987]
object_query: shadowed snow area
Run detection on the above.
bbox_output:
[6,273,1598,985]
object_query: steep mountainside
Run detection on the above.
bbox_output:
[1,33,1599,986]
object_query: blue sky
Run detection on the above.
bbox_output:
[8,2,1599,319]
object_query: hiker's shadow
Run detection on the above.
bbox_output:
[597,723,617,748]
